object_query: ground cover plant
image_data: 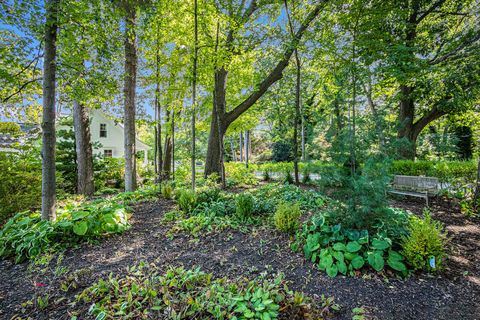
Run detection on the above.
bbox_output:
[165,183,329,238]
[0,186,159,263]
[74,262,339,320]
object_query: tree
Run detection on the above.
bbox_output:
[123,0,138,192]
[358,0,480,159]
[191,0,198,190]
[204,1,327,178]
[73,100,95,195]
[285,0,301,185]
[41,0,60,221]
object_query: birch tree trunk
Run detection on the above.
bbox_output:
[41,0,59,221]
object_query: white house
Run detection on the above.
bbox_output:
[1,109,150,165]
[87,109,150,166]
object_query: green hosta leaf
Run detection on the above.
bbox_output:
[351,255,365,269]
[346,241,362,253]
[345,229,360,241]
[371,238,390,250]
[344,252,356,260]
[368,251,385,272]
[387,258,407,272]
[332,251,344,263]
[319,254,333,269]
[333,242,346,251]
[73,221,88,236]
[312,215,325,228]
[388,250,404,262]
[71,210,89,221]
[337,260,347,275]
[326,263,338,277]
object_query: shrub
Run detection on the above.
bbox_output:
[160,181,174,199]
[236,193,254,218]
[175,188,197,213]
[274,202,301,233]
[95,157,125,190]
[0,150,42,225]
[401,211,447,272]
[224,162,258,187]
[0,122,21,135]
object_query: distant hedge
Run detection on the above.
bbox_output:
[252,160,478,185]
[389,160,477,184]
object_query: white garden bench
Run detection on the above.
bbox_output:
[388,175,439,206]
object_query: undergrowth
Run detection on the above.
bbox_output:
[75,262,340,320]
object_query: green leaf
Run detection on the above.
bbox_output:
[73,221,88,236]
[387,258,407,272]
[351,255,365,269]
[368,251,385,272]
[332,250,344,262]
[344,252,356,260]
[346,241,362,253]
[337,260,347,275]
[371,238,390,250]
[326,263,338,277]
[388,250,404,262]
[333,242,346,251]
[319,253,333,270]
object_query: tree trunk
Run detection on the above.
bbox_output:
[123,3,137,192]
[285,0,300,185]
[41,0,59,221]
[191,0,198,189]
[397,85,416,159]
[203,2,324,177]
[473,157,480,213]
[162,110,172,179]
[245,130,250,168]
[230,137,236,161]
[154,39,163,183]
[239,132,243,162]
[172,109,175,179]
[73,101,94,196]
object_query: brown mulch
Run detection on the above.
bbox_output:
[0,197,479,320]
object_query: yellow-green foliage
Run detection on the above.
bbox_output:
[161,182,174,200]
[176,188,197,213]
[401,212,447,272]
[235,193,254,218]
[274,202,301,233]
[0,122,21,135]
[224,162,258,186]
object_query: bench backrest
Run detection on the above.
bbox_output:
[393,175,439,192]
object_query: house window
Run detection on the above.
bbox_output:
[104,149,113,158]
[100,123,107,137]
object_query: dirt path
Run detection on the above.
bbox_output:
[0,198,479,320]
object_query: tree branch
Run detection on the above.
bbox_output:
[416,0,447,24]
[2,78,42,103]
[412,105,447,138]
[225,1,326,125]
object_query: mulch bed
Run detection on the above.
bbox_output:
[0,196,479,320]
